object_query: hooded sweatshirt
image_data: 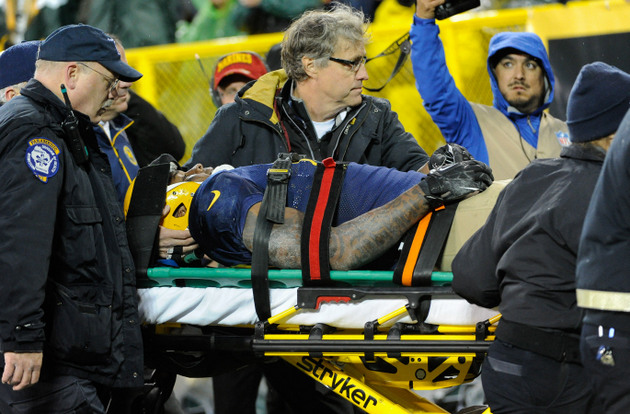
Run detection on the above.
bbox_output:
[410,17,568,179]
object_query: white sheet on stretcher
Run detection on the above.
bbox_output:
[138,287,499,329]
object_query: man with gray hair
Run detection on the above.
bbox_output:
[187,3,429,173]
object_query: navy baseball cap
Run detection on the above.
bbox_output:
[0,40,40,89]
[38,24,142,82]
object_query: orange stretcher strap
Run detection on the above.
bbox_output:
[393,203,457,287]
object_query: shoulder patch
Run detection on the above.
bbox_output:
[25,138,60,183]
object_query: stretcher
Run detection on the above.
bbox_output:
[138,267,498,414]
[128,162,507,413]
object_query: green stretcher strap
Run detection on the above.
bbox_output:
[143,267,454,288]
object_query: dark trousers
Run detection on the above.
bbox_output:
[0,375,105,414]
[581,323,630,414]
[481,339,602,414]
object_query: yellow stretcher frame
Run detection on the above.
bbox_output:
[141,268,498,414]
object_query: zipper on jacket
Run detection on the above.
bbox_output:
[281,104,315,159]
[332,102,367,160]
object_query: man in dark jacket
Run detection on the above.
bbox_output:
[0,25,144,413]
[576,82,630,413]
[451,62,630,413]
[187,3,429,173]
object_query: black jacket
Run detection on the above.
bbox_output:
[187,70,429,171]
[0,80,143,388]
[125,90,185,167]
[577,119,630,329]
[452,144,605,331]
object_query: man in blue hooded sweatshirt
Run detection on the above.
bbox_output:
[410,0,569,180]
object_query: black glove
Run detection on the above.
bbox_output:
[419,159,494,210]
[428,143,473,170]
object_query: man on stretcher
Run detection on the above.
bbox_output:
[136,144,494,271]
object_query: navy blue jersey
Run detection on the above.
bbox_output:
[189,159,424,266]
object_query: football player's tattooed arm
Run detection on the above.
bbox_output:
[242,185,431,270]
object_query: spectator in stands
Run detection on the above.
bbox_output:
[339,0,384,21]
[232,0,325,34]
[86,0,181,47]
[410,0,568,180]
[0,40,40,104]
[452,61,630,413]
[176,0,245,42]
[187,3,429,173]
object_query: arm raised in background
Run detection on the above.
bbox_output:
[410,0,488,164]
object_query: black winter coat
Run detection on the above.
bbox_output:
[452,144,605,331]
[0,80,144,388]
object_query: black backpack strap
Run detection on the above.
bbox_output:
[250,153,295,320]
[393,203,458,286]
[300,157,347,286]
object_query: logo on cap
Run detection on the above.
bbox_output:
[25,138,60,182]
[216,53,253,73]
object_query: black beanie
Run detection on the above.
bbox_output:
[567,61,630,142]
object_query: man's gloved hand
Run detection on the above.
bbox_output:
[428,143,474,170]
[419,159,494,210]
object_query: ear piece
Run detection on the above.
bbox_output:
[211,78,222,108]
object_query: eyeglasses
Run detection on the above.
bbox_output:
[328,56,367,73]
[78,62,120,96]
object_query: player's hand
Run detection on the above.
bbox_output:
[428,143,473,170]
[2,352,42,391]
[419,159,494,209]
[158,204,199,259]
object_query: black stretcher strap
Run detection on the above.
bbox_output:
[300,158,347,286]
[393,203,458,286]
[126,163,171,279]
[251,154,294,320]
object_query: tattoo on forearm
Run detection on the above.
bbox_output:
[242,185,429,270]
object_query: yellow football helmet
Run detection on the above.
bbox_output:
[162,181,201,230]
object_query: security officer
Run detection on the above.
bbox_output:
[0,25,144,413]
